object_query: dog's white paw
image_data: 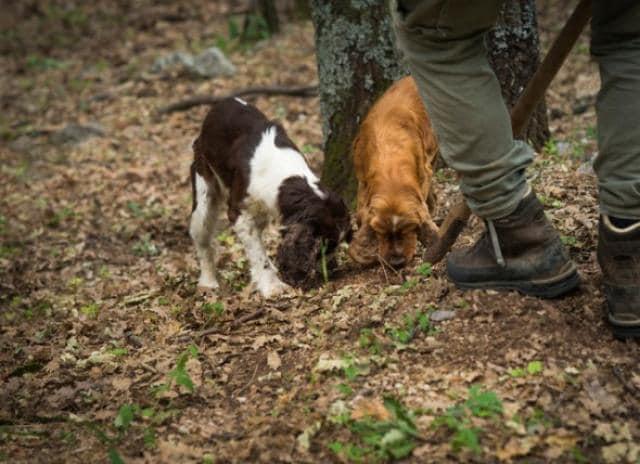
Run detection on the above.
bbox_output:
[257,273,292,299]
[197,273,220,290]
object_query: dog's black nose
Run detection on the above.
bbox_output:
[389,255,406,268]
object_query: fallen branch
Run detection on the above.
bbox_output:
[158,85,318,114]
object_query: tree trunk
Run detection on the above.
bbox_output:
[310,1,405,205]
[258,0,279,35]
[487,0,550,150]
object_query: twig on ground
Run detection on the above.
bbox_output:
[231,307,266,329]
[192,307,267,339]
[234,362,260,398]
[158,85,318,114]
[376,253,403,283]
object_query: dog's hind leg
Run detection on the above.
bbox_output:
[190,167,222,289]
[232,212,290,298]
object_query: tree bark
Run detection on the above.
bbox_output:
[487,0,550,150]
[310,1,405,205]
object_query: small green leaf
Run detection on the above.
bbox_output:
[188,344,199,358]
[172,368,194,392]
[108,447,125,464]
[466,386,503,418]
[527,361,543,375]
[344,365,359,381]
[336,383,353,397]
[143,427,156,448]
[328,441,344,453]
[416,262,432,277]
[452,426,481,454]
[114,404,135,430]
[108,348,128,357]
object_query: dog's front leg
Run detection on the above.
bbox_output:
[233,213,291,298]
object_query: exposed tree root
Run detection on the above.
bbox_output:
[158,85,318,113]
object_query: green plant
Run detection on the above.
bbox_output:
[329,396,420,462]
[25,54,67,70]
[202,301,224,319]
[132,234,159,257]
[538,195,564,209]
[241,14,270,42]
[167,345,199,393]
[432,385,503,455]
[416,263,432,277]
[336,383,354,398]
[341,354,367,381]
[320,240,330,284]
[127,201,144,218]
[543,138,559,157]
[525,407,553,433]
[386,310,436,345]
[399,278,417,292]
[80,303,100,318]
[216,231,235,246]
[47,206,75,227]
[0,245,18,259]
[560,235,578,247]
[108,348,128,357]
[359,328,383,355]
[509,360,543,378]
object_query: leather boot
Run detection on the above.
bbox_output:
[447,191,580,298]
[598,215,640,339]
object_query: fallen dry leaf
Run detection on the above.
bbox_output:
[350,397,392,422]
[496,436,538,461]
[267,351,281,370]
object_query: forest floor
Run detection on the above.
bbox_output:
[1,1,639,463]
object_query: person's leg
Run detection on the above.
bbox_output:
[393,0,531,219]
[392,0,578,297]
[591,0,640,337]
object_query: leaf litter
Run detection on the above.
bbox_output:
[0,1,639,463]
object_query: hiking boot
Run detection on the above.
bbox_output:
[446,191,580,298]
[598,215,640,339]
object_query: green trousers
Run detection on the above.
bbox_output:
[392,0,640,220]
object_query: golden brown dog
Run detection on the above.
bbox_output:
[349,76,440,268]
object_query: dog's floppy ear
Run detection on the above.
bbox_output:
[348,222,378,266]
[276,223,322,289]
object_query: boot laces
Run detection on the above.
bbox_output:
[487,220,506,268]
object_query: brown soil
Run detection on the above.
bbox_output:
[1,1,638,463]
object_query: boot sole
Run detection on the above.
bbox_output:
[451,264,580,299]
[610,324,640,340]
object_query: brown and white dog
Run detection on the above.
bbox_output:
[349,76,440,268]
[190,97,350,298]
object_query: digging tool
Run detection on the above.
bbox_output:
[424,0,593,265]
